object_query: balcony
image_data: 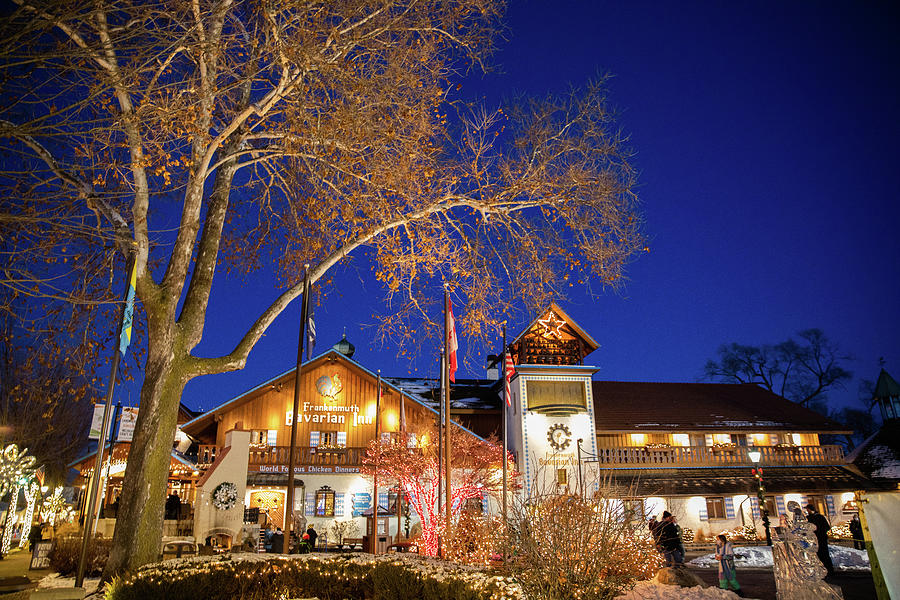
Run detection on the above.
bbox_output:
[198,445,366,469]
[593,444,844,467]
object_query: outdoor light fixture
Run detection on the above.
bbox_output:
[748,448,772,545]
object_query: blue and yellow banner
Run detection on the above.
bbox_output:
[118,262,137,356]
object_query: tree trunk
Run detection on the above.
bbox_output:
[103,329,186,578]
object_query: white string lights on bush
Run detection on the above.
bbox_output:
[0,444,36,554]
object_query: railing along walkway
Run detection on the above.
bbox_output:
[594,444,843,467]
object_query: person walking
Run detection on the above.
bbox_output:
[715,534,742,594]
[673,515,686,565]
[805,504,835,576]
[657,511,683,567]
[306,523,318,551]
[272,527,285,553]
[849,514,864,551]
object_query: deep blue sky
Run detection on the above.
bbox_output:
[164,1,899,416]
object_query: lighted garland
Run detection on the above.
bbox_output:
[211,482,238,511]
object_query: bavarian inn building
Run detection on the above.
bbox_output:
[73,304,873,550]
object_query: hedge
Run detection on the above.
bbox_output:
[106,554,521,600]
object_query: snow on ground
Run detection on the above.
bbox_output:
[688,545,870,571]
[36,572,101,595]
[615,580,752,600]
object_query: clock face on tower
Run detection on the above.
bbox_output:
[547,423,572,451]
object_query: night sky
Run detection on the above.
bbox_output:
[169,1,899,416]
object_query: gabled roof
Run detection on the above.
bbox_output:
[180,349,489,442]
[592,381,850,433]
[510,302,599,355]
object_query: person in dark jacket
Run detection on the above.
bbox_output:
[305,524,318,551]
[271,527,285,553]
[657,511,683,567]
[849,515,864,551]
[805,504,835,576]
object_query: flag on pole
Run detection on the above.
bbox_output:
[306,313,316,360]
[504,353,515,407]
[448,300,458,383]
[118,261,137,356]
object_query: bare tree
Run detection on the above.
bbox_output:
[703,329,852,411]
[0,0,643,574]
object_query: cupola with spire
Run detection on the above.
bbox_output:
[332,329,355,358]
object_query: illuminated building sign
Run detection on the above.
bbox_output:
[286,402,374,427]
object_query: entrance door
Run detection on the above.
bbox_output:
[249,490,286,529]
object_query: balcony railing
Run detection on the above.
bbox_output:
[198,445,366,469]
[593,444,844,467]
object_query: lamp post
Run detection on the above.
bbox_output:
[748,448,772,546]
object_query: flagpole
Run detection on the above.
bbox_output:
[442,287,451,538]
[286,265,311,550]
[437,348,444,527]
[76,252,135,589]
[501,326,508,544]
[373,371,381,555]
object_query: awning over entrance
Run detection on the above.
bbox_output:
[247,473,305,487]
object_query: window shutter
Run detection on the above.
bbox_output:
[267,430,277,446]
[335,492,345,517]
[378,491,388,513]
[825,495,836,517]
[704,434,714,446]
[775,496,786,518]
[699,505,709,521]
[336,431,347,447]
[305,492,314,516]
[725,497,735,519]
[800,495,808,511]
[750,496,760,519]
[769,434,780,446]
[482,491,488,514]
[309,431,319,447]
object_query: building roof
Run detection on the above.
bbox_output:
[181,349,492,443]
[592,381,850,433]
[509,301,600,355]
[602,465,880,496]
[847,420,900,481]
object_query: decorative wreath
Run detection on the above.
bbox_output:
[212,481,238,511]
[547,423,572,451]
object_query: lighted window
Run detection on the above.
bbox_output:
[266,430,277,446]
[672,434,690,447]
[712,434,732,445]
[752,433,768,446]
[315,487,335,517]
[556,468,568,485]
[630,433,646,446]
[790,433,802,445]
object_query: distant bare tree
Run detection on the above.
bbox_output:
[0,0,643,575]
[704,329,852,411]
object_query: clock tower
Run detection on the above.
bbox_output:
[504,303,601,497]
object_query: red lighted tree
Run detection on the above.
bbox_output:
[361,425,512,556]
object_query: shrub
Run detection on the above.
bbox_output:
[505,490,660,600]
[48,534,111,576]
[106,554,521,600]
